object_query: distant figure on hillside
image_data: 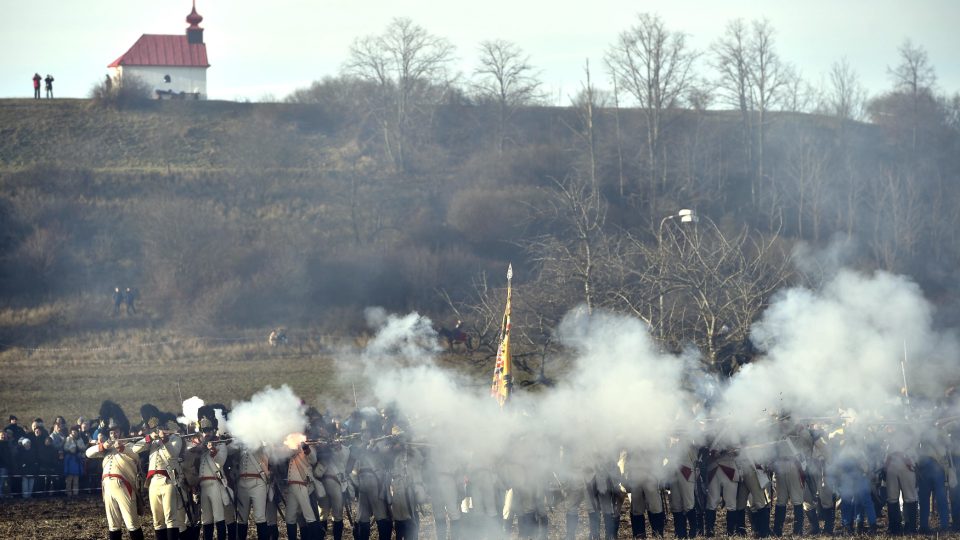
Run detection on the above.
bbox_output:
[112,287,123,316]
[268,328,287,347]
[32,73,41,99]
[104,74,112,92]
[44,74,54,98]
[124,287,137,315]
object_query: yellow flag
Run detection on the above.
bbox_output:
[491,264,513,408]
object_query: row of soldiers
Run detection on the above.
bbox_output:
[84,400,960,540]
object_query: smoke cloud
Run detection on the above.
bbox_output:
[224,384,308,460]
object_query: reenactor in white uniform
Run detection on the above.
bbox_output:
[588,453,624,540]
[666,439,699,538]
[87,423,146,540]
[807,425,837,535]
[132,420,186,540]
[771,420,816,536]
[620,448,666,538]
[423,444,465,540]
[285,441,323,540]
[317,433,353,540]
[884,423,919,534]
[190,419,231,540]
[231,444,273,540]
[385,434,428,540]
[349,428,393,540]
[704,444,738,537]
[734,448,771,538]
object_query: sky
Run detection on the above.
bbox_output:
[1,0,957,103]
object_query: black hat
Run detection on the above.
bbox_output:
[98,400,130,433]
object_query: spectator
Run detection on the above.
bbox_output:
[112,287,123,316]
[124,287,137,314]
[4,415,26,441]
[32,73,41,99]
[38,436,59,496]
[0,429,12,498]
[63,426,85,497]
[49,422,66,450]
[18,437,37,498]
[44,74,54,98]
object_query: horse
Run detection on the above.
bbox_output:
[438,320,475,351]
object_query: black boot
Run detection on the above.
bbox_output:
[270,524,281,540]
[255,523,269,540]
[228,522,237,540]
[333,521,345,540]
[631,513,647,539]
[377,519,393,540]
[735,509,747,536]
[772,506,786,537]
[673,512,688,539]
[903,501,919,535]
[357,522,371,540]
[130,529,145,540]
[203,524,216,540]
[110,531,124,540]
[318,521,328,540]
[216,521,227,540]
[792,505,804,536]
[704,510,716,537]
[754,507,771,539]
[169,528,182,540]
[686,510,700,538]
[805,509,820,535]
[237,524,248,540]
[649,512,665,537]
[603,513,618,540]
[726,509,738,536]
[822,506,834,536]
[887,503,902,535]
[395,520,407,540]
[566,513,580,540]
[588,513,601,540]
[287,524,300,540]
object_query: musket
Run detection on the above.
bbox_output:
[302,433,361,446]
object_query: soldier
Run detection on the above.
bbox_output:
[807,424,837,535]
[771,419,816,536]
[423,442,465,540]
[620,447,667,538]
[830,427,877,534]
[704,442,738,537]
[285,438,323,540]
[133,415,186,540]
[86,421,146,540]
[348,418,392,540]
[666,438,700,539]
[884,423,919,534]
[917,415,952,533]
[232,442,272,540]
[586,452,623,540]
[316,421,354,540]
[385,428,428,540]
[733,446,771,538]
[191,417,230,540]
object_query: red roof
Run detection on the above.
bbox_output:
[108,34,209,68]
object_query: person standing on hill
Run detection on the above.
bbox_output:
[125,287,138,315]
[44,74,54,98]
[32,73,41,99]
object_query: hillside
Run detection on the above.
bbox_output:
[1,95,958,365]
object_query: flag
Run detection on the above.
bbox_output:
[491,264,513,408]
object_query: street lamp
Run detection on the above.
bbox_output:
[656,209,698,342]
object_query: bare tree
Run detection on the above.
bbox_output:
[344,18,456,172]
[606,13,698,195]
[825,57,867,121]
[473,39,543,154]
[613,216,792,373]
[524,173,613,315]
[746,19,789,197]
[712,18,755,181]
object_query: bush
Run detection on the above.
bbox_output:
[90,74,153,109]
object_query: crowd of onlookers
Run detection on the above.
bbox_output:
[0,414,106,499]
